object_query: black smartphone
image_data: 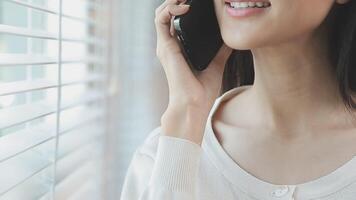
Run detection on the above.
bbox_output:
[173,0,223,71]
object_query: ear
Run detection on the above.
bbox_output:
[336,0,351,4]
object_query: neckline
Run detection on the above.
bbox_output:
[202,85,356,199]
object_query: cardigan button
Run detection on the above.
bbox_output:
[271,185,289,197]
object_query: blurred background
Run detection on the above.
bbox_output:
[0,0,168,199]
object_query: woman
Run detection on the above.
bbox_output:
[121,0,356,199]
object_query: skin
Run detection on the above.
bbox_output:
[211,0,356,184]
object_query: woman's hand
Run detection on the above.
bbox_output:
[155,0,233,146]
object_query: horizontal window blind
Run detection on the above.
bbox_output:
[0,0,110,199]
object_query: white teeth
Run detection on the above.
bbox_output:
[248,2,255,7]
[229,1,271,9]
[240,2,248,8]
[256,2,264,7]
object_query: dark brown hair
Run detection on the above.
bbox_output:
[221,1,356,116]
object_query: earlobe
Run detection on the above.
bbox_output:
[336,0,351,4]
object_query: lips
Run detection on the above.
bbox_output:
[224,0,271,3]
[224,0,271,17]
[224,0,272,9]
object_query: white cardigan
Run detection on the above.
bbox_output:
[120,85,356,200]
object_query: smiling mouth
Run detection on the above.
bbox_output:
[225,1,271,9]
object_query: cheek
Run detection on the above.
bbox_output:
[215,0,334,50]
[275,1,334,39]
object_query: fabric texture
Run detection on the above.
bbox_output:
[120,85,356,200]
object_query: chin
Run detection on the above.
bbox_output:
[222,33,265,50]
[221,25,281,50]
[218,18,274,50]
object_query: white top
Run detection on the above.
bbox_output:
[120,85,356,200]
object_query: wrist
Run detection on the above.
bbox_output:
[161,107,208,145]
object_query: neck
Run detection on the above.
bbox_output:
[248,26,345,133]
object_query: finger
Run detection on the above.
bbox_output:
[155,0,189,41]
[156,4,190,28]
[155,0,186,15]
[155,0,176,15]
[170,17,176,36]
[168,0,187,37]
[155,4,190,41]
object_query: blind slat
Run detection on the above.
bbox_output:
[62,57,106,65]
[0,80,57,96]
[55,161,96,199]
[60,112,104,134]
[0,0,110,197]
[4,0,58,14]
[4,0,97,25]
[0,141,54,194]
[0,123,55,162]
[0,101,56,130]
[55,144,95,184]
[0,166,52,200]
[0,24,103,47]
[62,74,106,86]
[67,180,100,200]
[0,79,104,98]
[59,109,105,134]
[58,133,102,160]
[61,91,105,109]
[0,102,104,132]
[0,54,105,66]
[0,54,57,66]
[0,24,57,40]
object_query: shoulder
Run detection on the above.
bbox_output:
[135,126,162,160]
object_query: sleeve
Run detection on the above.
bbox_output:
[120,127,203,200]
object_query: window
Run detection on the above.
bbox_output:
[0,0,111,199]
